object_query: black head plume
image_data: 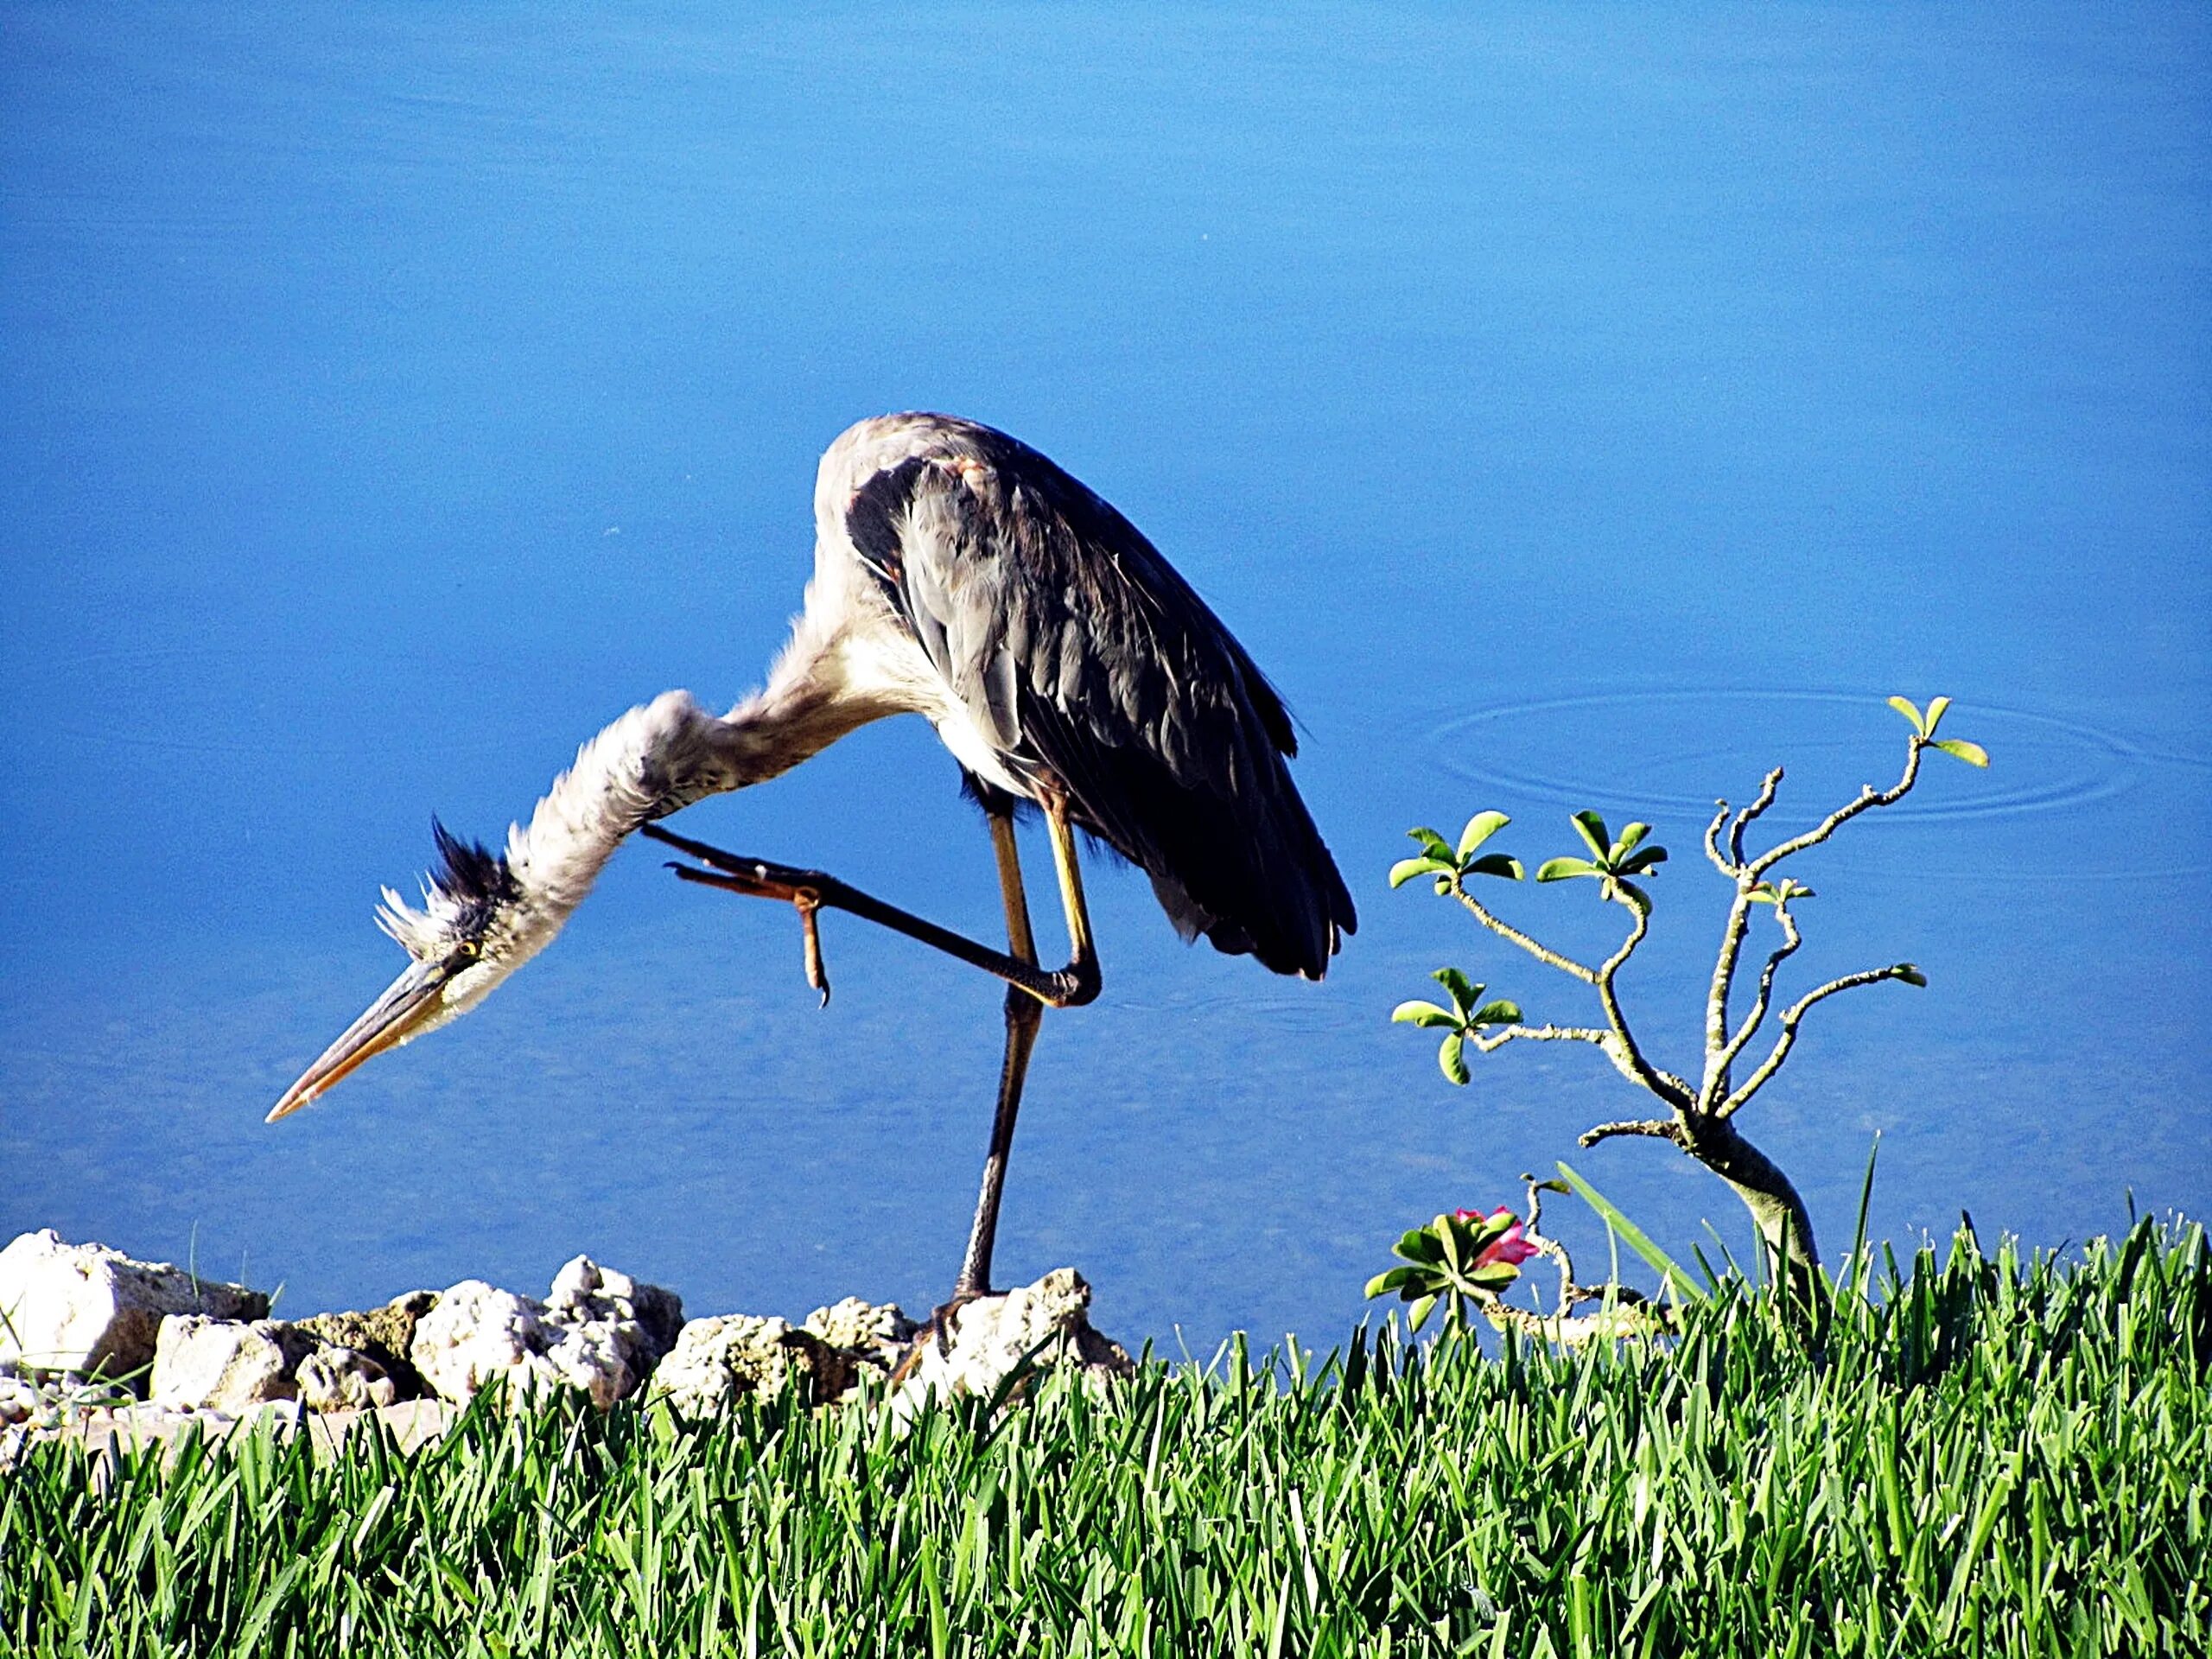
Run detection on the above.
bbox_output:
[430,817,520,924]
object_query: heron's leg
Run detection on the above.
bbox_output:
[642,822,1097,1008]
[952,805,1046,1301]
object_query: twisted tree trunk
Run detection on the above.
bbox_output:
[1681,1116,1822,1315]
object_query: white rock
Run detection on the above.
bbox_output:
[406,1261,676,1408]
[542,1254,683,1388]
[151,1316,308,1411]
[0,1374,35,1425]
[288,1290,437,1395]
[648,1314,856,1414]
[804,1296,918,1366]
[0,1230,268,1382]
[543,1320,639,1410]
[296,1345,399,1413]
[546,1255,682,1343]
[890,1268,1133,1420]
[407,1281,565,1404]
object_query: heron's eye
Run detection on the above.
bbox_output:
[449,938,482,966]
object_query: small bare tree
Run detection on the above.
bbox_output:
[1390,696,1988,1311]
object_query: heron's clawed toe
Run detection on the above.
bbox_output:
[797,897,830,1006]
[887,1288,990,1386]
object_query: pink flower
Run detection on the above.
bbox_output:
[1480,1222,1540,1268]
[1454,1205,1540,1267]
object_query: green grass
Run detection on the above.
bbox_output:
[5,1222,2208,1658]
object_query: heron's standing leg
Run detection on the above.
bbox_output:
[952,804,1046,1300]
[950,791,1102,1300]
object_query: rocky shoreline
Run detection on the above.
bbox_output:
[0,1230,1132,1467]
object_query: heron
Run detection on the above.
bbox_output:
[268,412,1357,1303]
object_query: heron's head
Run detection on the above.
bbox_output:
[267,822,543,1121]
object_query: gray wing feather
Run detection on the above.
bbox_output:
[844,421,1356,978]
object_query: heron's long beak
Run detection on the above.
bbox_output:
[267,958,451,1122]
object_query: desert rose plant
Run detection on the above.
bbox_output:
[1389,696,1987,1314]
[1364,1205,1540,1332]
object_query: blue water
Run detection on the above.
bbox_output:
[3,3,2206,1350]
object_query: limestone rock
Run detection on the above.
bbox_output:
[152,1316,312,1411]
[407,1261,679,1410]
[153,1305,417,1414]
[408,1281,565,1405]
[542,1320,641,1411]
[0,1230,268,1382]
[0,1371,36,1426]
[804,1296,918,1369]
[537,1256,683,1408]
[647,1315,857,1414]
[891,1268,1132,1417]
[292,1291,436,1398]
[296,1345,399,1413]
[539,1255,683,1405]
[545,1255,683,1363]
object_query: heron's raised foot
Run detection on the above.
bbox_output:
[642,821,1100,1009]
[643,824,835,1001]
[642,823,831,895]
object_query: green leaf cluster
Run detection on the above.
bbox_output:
[1392,967,1522,1084]
[1387,811,1524,893]
[1535,810,1668,902]
[1891,694,1990,766]
[1747,876,1815,906]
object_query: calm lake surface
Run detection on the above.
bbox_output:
[4,3,2206,1348]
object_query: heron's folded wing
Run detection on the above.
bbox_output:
[846,421,1357,979]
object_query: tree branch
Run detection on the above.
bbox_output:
[1703,896,1802,1110]
[1519,1173,1580,1318]
[1717,962,1923,1117]
[1446,879,1597,983]
[1471,1024,1616,1051]
[1728,766,1783,868]
[1489,1173,1672,1344]
[1703,801,1734,876]
[1702,889,1757,1081]
[1482,1300,1674,1345]
[1700,767,1786,1084]
[1473,1021,1624,1077]
[1701,746,1920,1109]
[1594,887,1694,1109]
[1577,1118,1683,1147]
[1746,742,1923,877]
[1472,1023,1685,1101]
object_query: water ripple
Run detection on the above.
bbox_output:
[1425,688,2205,880]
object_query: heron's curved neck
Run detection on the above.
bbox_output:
[503,632,885,925]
